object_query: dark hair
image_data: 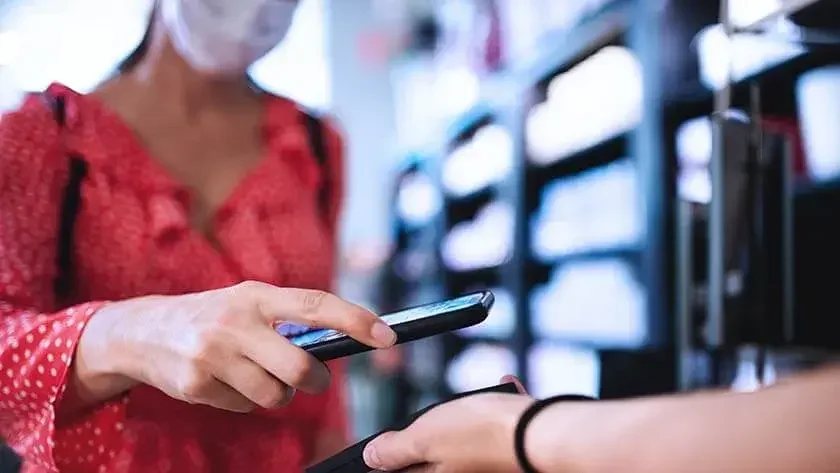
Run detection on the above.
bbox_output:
[117,12,155,72]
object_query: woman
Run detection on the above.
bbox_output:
[364,368,840,472]
[0,0,398,472]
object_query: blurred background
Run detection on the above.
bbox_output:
[2,0,840,440]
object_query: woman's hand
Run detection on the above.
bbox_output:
[363,376,531,473]
[74,281,396,413]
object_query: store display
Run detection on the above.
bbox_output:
[526,46,642,165]
[540,0,616,31]
[676,110,762,204]
[531,259,647,347]
[392,57,457,151]
[494,0,546,65]
[495,0,618,69]
[695,23,805,90]
[442,201,514,271]
[396,171,442,227]
[443,123,514,197]
[527,342,600,398]
[444,342,518,393]
[393,0,822,406]
[676,115,713,204]
[797,66,840,182]
[433,65,483,120]
[393,248,437,282]
[532,159,642,260]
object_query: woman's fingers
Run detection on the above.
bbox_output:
[126,282,397,413]
[186,377,260,413]
[214,356,295,409]
[241,325,331,394]
[234,282,396,348]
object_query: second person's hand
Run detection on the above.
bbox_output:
[73,281,397,413]
[363,376,531,473]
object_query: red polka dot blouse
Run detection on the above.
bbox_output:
[0,84,348,473]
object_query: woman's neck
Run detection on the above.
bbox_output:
[117,34,259,119]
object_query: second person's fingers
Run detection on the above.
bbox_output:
[241,325,331,394]
[500,375,527,394]
[237,282,396,349]
[363,431,425,472]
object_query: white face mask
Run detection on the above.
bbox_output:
[161,0,298,75]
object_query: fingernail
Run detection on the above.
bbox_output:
[363,444,381,469]
[371,321,397,346]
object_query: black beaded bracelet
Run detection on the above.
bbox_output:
[514,394,596,473]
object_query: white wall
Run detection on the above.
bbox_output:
[326,0,398,255]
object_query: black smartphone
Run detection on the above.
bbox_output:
[305,382,519,473]
[287,290,494,361]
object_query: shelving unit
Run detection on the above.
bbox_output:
[682,0,840,388]
[377,155,448,423]
[427,0,681,399]
[438,105,521,393]
[387,0,840,404]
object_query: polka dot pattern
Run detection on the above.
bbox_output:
[0,84,349,472]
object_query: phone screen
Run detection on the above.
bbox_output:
[286,292,487,348]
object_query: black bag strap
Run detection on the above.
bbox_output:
[300,110,330,218]
[42,94,88,301]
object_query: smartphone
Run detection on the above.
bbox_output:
[286,290,494,361]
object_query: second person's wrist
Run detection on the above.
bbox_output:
[489,394,533,472]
